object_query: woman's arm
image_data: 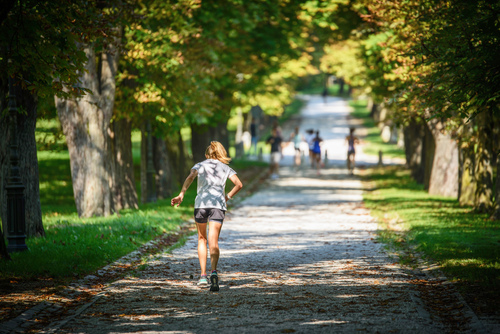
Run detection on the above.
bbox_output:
[171,169,198,207]
[225,174,243,201]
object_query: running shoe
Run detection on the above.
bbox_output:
[197,275,209,286]
[210,271,219,292]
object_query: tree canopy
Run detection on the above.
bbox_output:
[2,0,499,220]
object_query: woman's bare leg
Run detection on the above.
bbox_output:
[196,223,208,276]
[208,221,223,272]
[316,154,321,174]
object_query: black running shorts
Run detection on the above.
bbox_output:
[194,208,226,224]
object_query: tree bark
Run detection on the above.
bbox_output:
[140,121,157,203]
[55,41,119,217]
[474,110,494,212]
[153,136,173,199]
[0,227,10,260]
[370,103,378,118]
[191,117,230,163]
[191,123,212,163]
[0,79,44,238]
[458,141,476,206]
[165,130,189,185]
[491,153,500,220]
[338,77,345,95]
[110,117,138,211]
[216,119,230,155]
[403,118,425,184]
[427,119,459,198]
[422,123,435,191]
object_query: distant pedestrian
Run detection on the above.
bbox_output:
[272,120,283,138]
[312,131,323,175]
[305,129,315,167]
[272,120,283,157]
[250,118,258,155]
[171,141,243,292]
[346,127,359,174]
[322,87,328,103]
[266,127,283,179]
[289,126,304,167]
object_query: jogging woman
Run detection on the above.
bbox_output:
[171,141,243,292]
[311,131,323,175]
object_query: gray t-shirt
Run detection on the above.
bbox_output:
[192,159,236,210]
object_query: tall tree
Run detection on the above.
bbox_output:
[0,80,44,237]
[109,117,139,211]
[0,1,99,239]
[56,35,121,217]
[353,0,500,212]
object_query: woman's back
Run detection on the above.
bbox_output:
[193,159,236,210]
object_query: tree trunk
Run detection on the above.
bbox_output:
[423,123,435,191]
[110,117,138,211]
[55,41,119,217]
[191,123,212,163]
[370,103,378,118]
[491,153,500,220]
[474,110,494,212]
[338,77,345,95]
[0,80,44,238]
[165,130,189,186]
[427,119,459,198]
[216,119,230,155]
[459,141,476,206]
[191,116,230,163]
[403,118,425,184]
[153,136,173,199]
[0,227,10,260]
[140,121,157,204]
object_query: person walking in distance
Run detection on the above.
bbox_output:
[346,127,359,174]
[305,129,315,167]
[288,126,304,168]
[250,118,258,156]
[266,127,283,179]
[171,141,243,292]
[312,130,323,175]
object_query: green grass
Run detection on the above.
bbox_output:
[2,119,271,280]
[363,166,500,289]
[3,144,195,279]
[349,99,405,159]
[35,119,67,151]
[351,96,499,312]
[0,202,191,279]
[2,92,296,280]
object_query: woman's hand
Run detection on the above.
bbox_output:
[170,169,197,207]
[171,194,184,207]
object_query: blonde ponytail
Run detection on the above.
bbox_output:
[205,141,231,164]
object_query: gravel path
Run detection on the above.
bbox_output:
[48,96,487,333]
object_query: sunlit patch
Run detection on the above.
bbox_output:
[301,319,348,325]
[114,313,163,321]
[334,294,365,299]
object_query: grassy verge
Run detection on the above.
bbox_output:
[349,99,405,159]
[362,166,500,313]
[350,98,499,313]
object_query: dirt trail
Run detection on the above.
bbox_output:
[46,166,482,333]
[31,95,489,333]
